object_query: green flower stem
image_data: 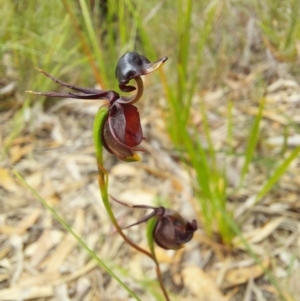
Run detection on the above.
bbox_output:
[93,106,153,259]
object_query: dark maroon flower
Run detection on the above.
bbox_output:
[153,208,198,250]
[102,103,144,161]
[26,52,167,161]
[111,196,198,250]
[101,52,167,161]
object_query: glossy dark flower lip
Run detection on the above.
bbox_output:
[102,103,144,161]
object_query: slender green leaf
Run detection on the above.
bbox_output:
[78,0,108,85]
[146,217,159,263]
[255,146,300,204]
[14,171,142,301]
[239,98,265,187]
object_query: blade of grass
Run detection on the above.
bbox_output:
[285,0,300,49]
[78,0,108,86]
[239,98,265,187]
[200,100,216,168]
[183,0,220,127]
[226,99,234,154]
[61,0,105,88]
[14,171,142,301]
[255,145,300,204]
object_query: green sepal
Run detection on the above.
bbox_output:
[146,216,159,262]
[93,105,109,163]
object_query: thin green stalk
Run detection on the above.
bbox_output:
[226,99,234,154]
[239,98,265,187]
[78,0,108,86]
[183,0,219,128]
[200,100,216,168]
[61,0,105,88]
[14,171,142,301]
[255,145,300,205]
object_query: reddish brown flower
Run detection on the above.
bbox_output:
[153,208,198,250]
[102,103,144,161]
[101,52,167,161]
[111,196,198,250]
[26,52,167,161]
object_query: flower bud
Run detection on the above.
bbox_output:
[154,209,198,250]
[111,196,198,250]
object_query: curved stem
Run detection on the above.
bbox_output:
[97,165,153,258]
[155,264,171,301]
[118,77,144,105]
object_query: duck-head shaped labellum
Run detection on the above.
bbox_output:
[115,52,168,92]
[102,103,143,161]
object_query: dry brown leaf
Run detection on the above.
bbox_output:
[45,193,60,206]
[222,258,270,289]
[9,144,34,164]
[16,260,97,288]
[153,247,175,264]
[234,217,285,246]
[126,254,144,279]
[16,271,61,288]
[0,245,11,260]
[0,285,53,300]
[25,171,43,190]
[0,274,9,282]
[0,168,18,192]
[42,209,85,271]
[118,189,155,206]
[171,249,185,286]
[0,209,41,235]
[243,106,288,125]
[17,208,41,235]
[182,266,229,301]
[28,229,64,267]
[110,163,138,177]
[11,135,33,145]
[0,225,17,235]
[54,284,71,301]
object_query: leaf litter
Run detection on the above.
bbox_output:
[1,43,300,301]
